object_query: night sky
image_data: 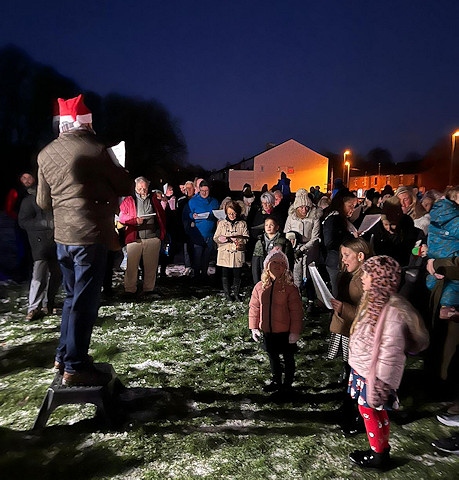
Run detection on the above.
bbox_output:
[1,1,458,169]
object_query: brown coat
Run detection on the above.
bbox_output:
[329,269,364,337]
[213,219,249,268]
[37,130,133,247]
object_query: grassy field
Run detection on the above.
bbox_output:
[0,268,458,479]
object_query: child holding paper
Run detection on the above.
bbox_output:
[327,237,372,434]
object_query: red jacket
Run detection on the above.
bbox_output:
[119,195,166,244]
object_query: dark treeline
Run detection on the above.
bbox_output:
[0,44,203,204]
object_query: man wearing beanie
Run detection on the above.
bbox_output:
[37,94,133,386]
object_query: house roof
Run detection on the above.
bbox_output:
[220,139,325,173]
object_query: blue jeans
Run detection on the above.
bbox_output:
[193,237,214,277]
[56,243,107,373]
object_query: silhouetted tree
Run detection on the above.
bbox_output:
[364,147,393,175]
[98,93,187,183]
[0,45,189,204]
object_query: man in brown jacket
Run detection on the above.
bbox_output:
[37,94,133,386]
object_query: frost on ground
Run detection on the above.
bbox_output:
[0,276,458,479]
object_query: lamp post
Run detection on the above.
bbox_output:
[450,130,459,186]
[343,150,350,185]
[344,161,350,188]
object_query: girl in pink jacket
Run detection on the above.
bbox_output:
[249,248,303,393]
[347,255,429,470]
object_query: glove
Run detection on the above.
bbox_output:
[289,333,300,344]
[294,249,304,260]
[251,329,262,342]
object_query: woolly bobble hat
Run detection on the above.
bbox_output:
[293,189,312,209]
[263,247,289,271]
[58,94,92,132]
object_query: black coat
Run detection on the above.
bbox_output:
[18,189,56,261]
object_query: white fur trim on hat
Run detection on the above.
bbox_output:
[263,247,289,271]
[58,94,92,132]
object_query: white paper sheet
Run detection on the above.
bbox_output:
[358,214,381,233]
[195,212,210,219]
[108,141,126,167]
[212,209,226,220]
[308,262,334,310]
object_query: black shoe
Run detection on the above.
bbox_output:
[349,447,390,470]
[262,381,281,393]
[341,415,366,436]
[432,435,459,454]
[122,291,137,300]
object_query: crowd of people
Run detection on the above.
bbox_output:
[2,93,459,470]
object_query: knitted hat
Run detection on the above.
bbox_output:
[263,248,289,271]
[362,255,401,289]
[293,191,312,209]
[58,94,92,132]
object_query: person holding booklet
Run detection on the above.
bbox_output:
[187,180,219,280]
[213,201,249,301]
[119,176,166,298]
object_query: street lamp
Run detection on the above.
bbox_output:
[343,150,350,185]
[344,160,350,188]
[450,130,459,186]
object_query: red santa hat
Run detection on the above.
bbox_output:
[58,94,92,132]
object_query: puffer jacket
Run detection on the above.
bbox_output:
[428,198,459,258]
[348,295,429,394]
[213,218,249,268]
[284,206,321,250]
[37,130,133,247]
[249,281,303,335]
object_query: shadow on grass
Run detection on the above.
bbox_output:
[0,424,141,480]
[111,385,343,434]
[0,340,57,375]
